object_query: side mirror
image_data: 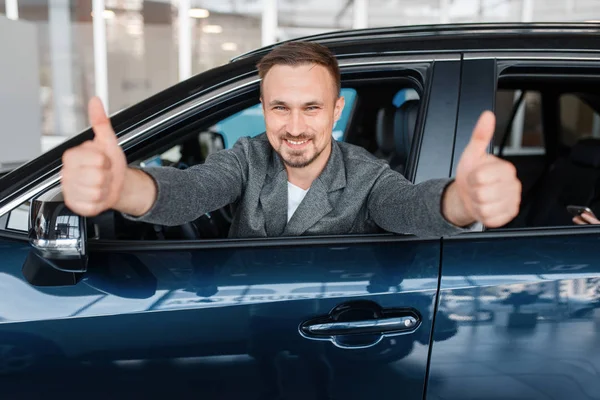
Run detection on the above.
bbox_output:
[27,186,88,273]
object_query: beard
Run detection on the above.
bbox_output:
[280,147,325,168]
[277,134,325,168]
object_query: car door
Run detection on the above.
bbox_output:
[0,53,461,400]
[427,53,600,399]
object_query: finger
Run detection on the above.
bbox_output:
[70,166,112,188]
[472,187,521,222]
[581,212,600,225]
[471,183,521,208]
[476,200,521,225]
[478,200,520,227]
[63,185,109,204]
[64,199,106,217]
[467,159,517,187]
[573,216,586,225]
[475,197,519,224]
[483,212,517,228]
[462,111,496,161]
[469,178,521,205]
[88,96,118,149]
[62,145,111,169]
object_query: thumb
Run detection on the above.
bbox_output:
[88,96,118,150]
[463,111,496,161]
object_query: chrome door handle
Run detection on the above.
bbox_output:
[304,316,418,336]
[299,300,421,349]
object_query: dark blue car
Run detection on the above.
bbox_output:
[1,23,600,399]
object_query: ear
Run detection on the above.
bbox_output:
[334,96,345,122]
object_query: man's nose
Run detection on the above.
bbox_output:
[287,110,306,136]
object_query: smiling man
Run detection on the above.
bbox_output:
[60,41,521,237]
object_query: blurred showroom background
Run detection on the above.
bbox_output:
[0,0,599,171]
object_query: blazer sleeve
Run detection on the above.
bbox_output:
[367,167,470,237]
[122,137,249,226]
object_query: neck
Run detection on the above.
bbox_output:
[286,143,332,190]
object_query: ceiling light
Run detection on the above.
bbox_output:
[202,24,223,34]
[91,9,116,19]
[221,42,238,51]
[189,8,210,18]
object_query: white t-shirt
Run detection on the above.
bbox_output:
[287,182,309,222]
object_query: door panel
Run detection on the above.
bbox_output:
[0,239,446,399]
[428,232,600,399]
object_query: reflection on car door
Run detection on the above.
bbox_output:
[430,233,600,400]
[1,239,444,400]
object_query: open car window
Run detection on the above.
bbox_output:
[109,78,424,241]
[492,66,600,230]
[1,65,429,242]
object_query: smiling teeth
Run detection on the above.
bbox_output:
[288,140,307,145]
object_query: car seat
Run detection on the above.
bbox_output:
[374,99,419,174]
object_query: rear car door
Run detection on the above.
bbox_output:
[428,52,600,399]
[0,53,461,399]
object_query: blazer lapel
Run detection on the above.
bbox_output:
[283,179,332,236]
[259,152,288,236]
[283,141,346,236]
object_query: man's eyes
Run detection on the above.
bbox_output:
[271,106,321,112]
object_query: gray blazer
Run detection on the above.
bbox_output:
[127,134,466,238]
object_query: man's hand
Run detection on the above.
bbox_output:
[60,97,128,216]
[573,212,600,225]
[443,111,522,228]
[61,97,155,217]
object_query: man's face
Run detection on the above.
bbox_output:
[261,63,344,169]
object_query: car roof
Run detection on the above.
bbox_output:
[232,22,600,62]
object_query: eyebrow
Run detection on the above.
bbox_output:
[269,100,325,107]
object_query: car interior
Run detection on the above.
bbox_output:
[493,77,600,230]
[105,79,424,241]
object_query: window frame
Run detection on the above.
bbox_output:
[454,51,600,238]
[0,54,463,248]
[493,89,546,156]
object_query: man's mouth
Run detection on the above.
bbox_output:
[284,138,311,149]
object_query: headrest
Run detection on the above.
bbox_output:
[376,106,396,155]
[569,138,600,168]
[394,100,420,162]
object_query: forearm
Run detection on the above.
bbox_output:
[119,164,241,226]
[118,139,247,225]
[369,172,470,237]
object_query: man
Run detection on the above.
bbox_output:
[60,42,521,237]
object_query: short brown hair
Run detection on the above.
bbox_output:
[256,41,341,98]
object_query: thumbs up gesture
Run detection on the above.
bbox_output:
[60,97,128,216]
[444,111,522,228]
